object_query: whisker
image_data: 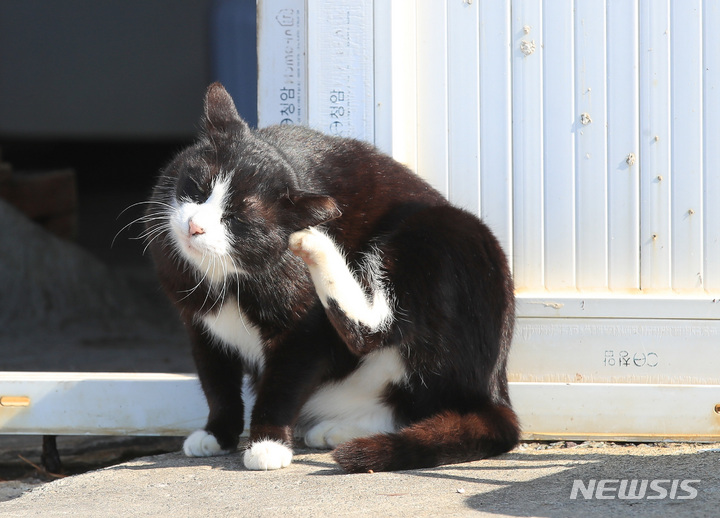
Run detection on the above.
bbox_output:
[115,199,174,220]
[135,220,169,240]
[223,255,252,334]
[209,257,230,326]
[177,251,211,302]
[198,255,216,313]
[141,227,170,256]
[125,221,163,244]
[139,220,172,249]
[138,228,166,249]
[112,209,170,248]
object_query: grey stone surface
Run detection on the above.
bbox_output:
[1,442,719,517]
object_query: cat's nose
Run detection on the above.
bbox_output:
[188,220,205,236]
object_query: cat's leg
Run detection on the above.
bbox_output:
[243,311,341,470]
[183,322,246,457]
[289,228,392,355]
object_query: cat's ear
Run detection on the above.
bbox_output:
[203,82,249,134]
[283,192,342,230]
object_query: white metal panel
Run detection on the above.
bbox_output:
[509,316,720,384]
[639,0,672,291]
[0,373,208,436]
[372,0,392,156]
[670,0,704,291]
[606,0,641,291]
[574,0,609,290]
[478,0,513,262]
[541,0,576,291]
[306,0,374,141]
[517,293,720,320]
[3,373,718,442]
[704,0,720,292]
[415,0,449,196]
[447,0,481,213]
[512,383,720,442]
[256,0,306,127]
[511,0,545,291]
[387,0,418,173]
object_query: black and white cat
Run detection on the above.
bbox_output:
[145,83,519,473]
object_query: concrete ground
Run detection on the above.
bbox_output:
[1,441,719,517]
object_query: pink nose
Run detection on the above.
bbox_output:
[188,220,205,236]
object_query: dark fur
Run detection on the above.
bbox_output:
[147,83,519,473]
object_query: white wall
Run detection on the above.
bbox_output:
[383,0,720,296]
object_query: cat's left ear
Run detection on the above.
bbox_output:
[203,82,249,134]
[283,192,342,231]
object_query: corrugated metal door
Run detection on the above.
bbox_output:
[384,0,720,297]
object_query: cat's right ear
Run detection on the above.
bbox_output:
[282,192,342,231]
[203,82,249,135]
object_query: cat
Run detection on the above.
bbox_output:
[144,82,519,473]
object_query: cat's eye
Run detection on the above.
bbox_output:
[191,178,206,194]
[181,176,207,201]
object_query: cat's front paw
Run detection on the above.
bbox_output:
[289,228,328,267]
[243,439,293,470]
[183,430,230,457]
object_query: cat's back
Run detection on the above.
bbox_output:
[257,124,446,210]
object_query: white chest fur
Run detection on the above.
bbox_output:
[201,299,264,370]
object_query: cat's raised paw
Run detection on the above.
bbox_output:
[183,430,228,457]
[289,228,328,267]
[243,439,293,470]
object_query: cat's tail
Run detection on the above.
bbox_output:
[332,404,519,473]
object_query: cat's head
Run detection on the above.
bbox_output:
[151,83,340,280]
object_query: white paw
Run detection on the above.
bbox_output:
[182,430,229,457]
[304,421,367,449]
[289,228,329,267]
[243,439,293,470]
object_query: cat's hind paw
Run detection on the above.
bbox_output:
[289,228,329,267]
[183,430,230,457]
[304,421,366,449]
[243,439,293,470]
